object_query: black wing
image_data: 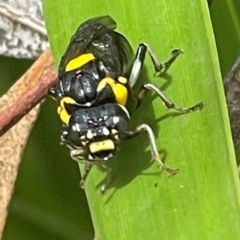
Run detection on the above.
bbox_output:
[88,29,134,75]
[59,16,134,76]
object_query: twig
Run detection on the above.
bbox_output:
[0,49,57,236]
[0,50,57,136]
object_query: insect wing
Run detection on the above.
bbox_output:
[59,16,116,74]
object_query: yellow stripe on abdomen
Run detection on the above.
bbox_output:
[65,53,95,72]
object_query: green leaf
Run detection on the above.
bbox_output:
[43,0,240,239]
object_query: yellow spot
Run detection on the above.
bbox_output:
[97,78,128,106]
[65,53,95,72]
[57,97,77,125]
[118,76,128,84]
[89,140,115,153]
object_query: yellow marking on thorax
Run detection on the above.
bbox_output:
[57,97,77,125]
[97,77,128,106]
[65,53,95,72]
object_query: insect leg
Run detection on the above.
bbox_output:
[70,149,90,163]
[48,85,59,99]
[136,83,203,112]
[144,44,183,74]
[128,44,147,87]
[69,149,95,188]
[100,165,112,194]
[48,78,64,100]
[121,124,179,175]
[79,164,93,189]
[129,43,182,87]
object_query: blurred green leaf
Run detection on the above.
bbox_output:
[0,56,33,94]
[4,0,236,239]
[211,0,240,75]
[43,0,240,239]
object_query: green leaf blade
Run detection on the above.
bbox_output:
[43,0,240,239]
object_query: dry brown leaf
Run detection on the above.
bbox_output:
[0,49,56,236]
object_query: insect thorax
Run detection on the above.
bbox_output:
[58,53,132,108]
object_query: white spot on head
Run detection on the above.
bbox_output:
[80,135,86,140]
[62,130,68,136]
[102,127,110,136]
[75,123,81,132]
[113,116,120,125]
[72,123,81,132]
[86,130,94,139]
[111,129,118,134]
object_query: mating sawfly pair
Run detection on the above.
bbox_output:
[49,15,203,193]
